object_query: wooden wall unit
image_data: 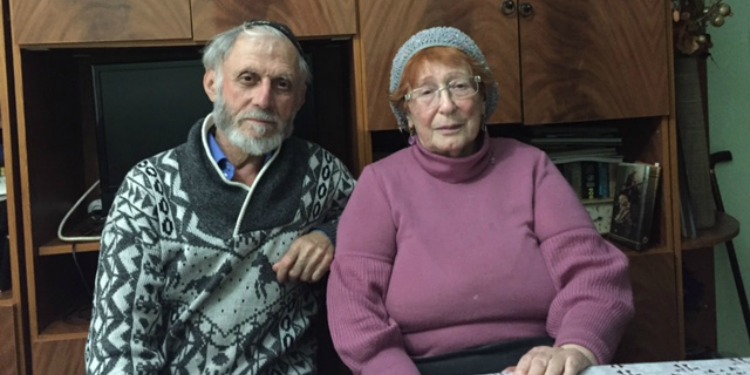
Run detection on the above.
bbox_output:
[0,0,734,373]
[9,0,193,45]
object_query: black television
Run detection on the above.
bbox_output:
[91,41,352,215]
[92,59,214,213]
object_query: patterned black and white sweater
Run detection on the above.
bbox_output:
[85,117,356,375]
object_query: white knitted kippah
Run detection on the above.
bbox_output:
[389,26,499,130]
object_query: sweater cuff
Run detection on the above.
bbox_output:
[311,221,337,247]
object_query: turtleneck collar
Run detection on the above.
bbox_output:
[411,132,493,183]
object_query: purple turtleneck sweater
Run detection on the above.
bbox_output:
[327,135,634,375]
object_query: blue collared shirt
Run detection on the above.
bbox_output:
[208,132,236,180]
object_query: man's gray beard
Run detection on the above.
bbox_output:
[212,95,295,156]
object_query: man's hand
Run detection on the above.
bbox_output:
[505,344,596,375]
[272,231,334,283]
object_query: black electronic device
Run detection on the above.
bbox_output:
[91,40,353,215]
[92,59,213,213]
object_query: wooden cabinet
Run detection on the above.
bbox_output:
[359,0,670,131]
[10,0,357,46]
[191,0,357,41]
[9,0,193,45]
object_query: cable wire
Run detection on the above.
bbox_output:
[57,180,102,242]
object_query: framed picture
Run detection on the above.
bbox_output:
[606,162,661,251]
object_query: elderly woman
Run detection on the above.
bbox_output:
[326,27,634,375]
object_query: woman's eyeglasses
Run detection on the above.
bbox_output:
[405,76,482,109]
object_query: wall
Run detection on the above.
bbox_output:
[707,0,750,357]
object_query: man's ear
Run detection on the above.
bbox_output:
[204,70,218,102]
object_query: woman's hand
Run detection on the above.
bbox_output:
[505,344,597,375]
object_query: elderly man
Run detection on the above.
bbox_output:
[86,20,355,374]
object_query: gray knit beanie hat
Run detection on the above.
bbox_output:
[389,26,499,130]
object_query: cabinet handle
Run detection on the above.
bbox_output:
[500,0,516,16]
[519,2,534,18]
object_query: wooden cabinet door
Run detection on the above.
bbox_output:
[520,0,669,125]
[191,0,357,42]
[10,0,192,45]
[359,0,521,131]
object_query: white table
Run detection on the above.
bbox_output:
[582,357,750,374]
[478,357,750,375]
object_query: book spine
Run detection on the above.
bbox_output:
[597,162,610,199]
[581,161,598,199]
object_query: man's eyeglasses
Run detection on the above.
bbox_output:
[243,20,304,56]
[405,76,482,108]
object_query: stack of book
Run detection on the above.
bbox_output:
[531,126,623,200]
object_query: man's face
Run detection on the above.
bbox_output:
[205,34,306,155]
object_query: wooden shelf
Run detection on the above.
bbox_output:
[38,239,100,256]
[38,319,89,341]
[0,289,13,307]
[682,212,739,252]
[623,246,673,257]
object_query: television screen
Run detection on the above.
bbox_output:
[92,59,214,213]
[91,40,352,215]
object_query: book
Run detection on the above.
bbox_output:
[581,161,599,199]
[607,162,661,251]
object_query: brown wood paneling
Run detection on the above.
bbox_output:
[10,0,192,45]
[0,306,19,375]
[614,252,681,363]
[359,0,521,131]
[521,0,669,124]
[683,248,718,357]
[191,0,357,41]
[32,338,86,375]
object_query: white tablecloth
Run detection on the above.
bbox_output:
[478,357,750,375]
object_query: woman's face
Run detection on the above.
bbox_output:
[405,62,485,158]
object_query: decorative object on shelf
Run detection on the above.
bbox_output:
[607,162,662,252]
[672,0,734,229]
[672,0,733,57]
[583,199,614,234]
